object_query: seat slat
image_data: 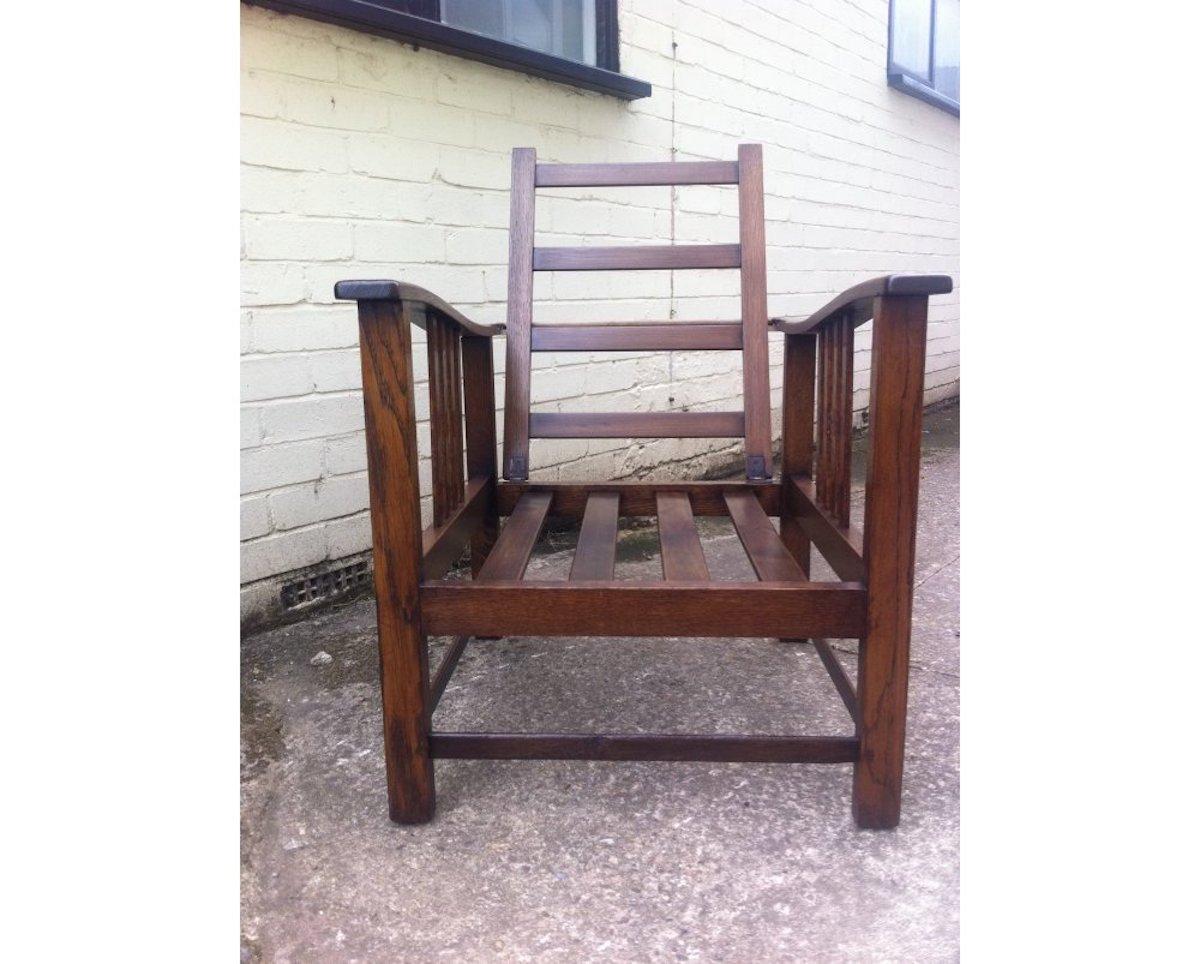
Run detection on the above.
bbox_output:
[656,492,710,581]
[531,322,743,352]
[570,493,620,581]
[724,490,807,581]
[477,491,552,581]
[535,160,740,187]
[533,244,741,272]
[529,411,744,438]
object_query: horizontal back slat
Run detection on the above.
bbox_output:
[533,244,741,271]
[531,322,743,352]
[535,160,739,187]
[529,411,745,438]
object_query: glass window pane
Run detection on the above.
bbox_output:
[932,0,960,102]
[890,0,932,81]
[442,0,597,66]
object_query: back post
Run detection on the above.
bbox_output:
[503,147,536,481]
[852,293,929,829]
[356,298,435,824]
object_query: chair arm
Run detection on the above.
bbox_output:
[335,280,504,338]
[769,274,952,335]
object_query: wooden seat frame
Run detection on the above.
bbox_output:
[335,145,952,830]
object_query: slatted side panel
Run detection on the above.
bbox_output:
[426,313,465,526]
[816,313,855,527]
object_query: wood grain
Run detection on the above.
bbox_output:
[502,147,536,480]
[723,490,805,582]
[780,333,816,577]
[420,581,867,638]
[737,143,772,479]
[656,492,709,581]
[356,299,435,824]
[535,160,739,187]
[477,490,552,581]
[852,294,928,830]
[461,335,499,574]
[531,322,743,352]
[430,731,859,763]
[533,244,741,271]
[496,480,779,518]
[529,411,745,438]
[570,492,620,581]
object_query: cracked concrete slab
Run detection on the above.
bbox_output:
[241,403,960,962]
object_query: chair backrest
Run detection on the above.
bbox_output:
[502,144,771,481]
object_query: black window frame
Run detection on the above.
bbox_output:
[247,0,651,100]
[886,0,959,117]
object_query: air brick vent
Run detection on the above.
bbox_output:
[281,560,372,610]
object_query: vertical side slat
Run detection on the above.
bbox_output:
[780,332,816,576]
[356,299,434,823]
[461,335,499,575]
[816,326,831,508]
[833,315,854,527]
[656,492,710,580]
[569,492,620,581]
[853,294,929,830]
[503,147,537,481]
[427,314,464,526]
[737,143,772,480]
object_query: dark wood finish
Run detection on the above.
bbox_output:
[426,315,465,526]
[532,244,741,272]
[723,491,805,582]
[769,274,953,335]
[355,299,434,824]
[334,281,503,337]
[737,144,772,479]
[853,294,929,830]
[431,732,859,763]
[251,2,652,100]
[529,411,745,438]
[786,475,866,582]
[429,635,470,712]
[340,145,947,831]
[421,475,491,580]
[461,336,499,575]
[656,493,709,581]
[816,314,854,526]
[477,491,552,581]
[497,480,780,518]
[813,638,859,726]
[570,493,620,581]
[420,581,867,638]
[780,333,816,577]
[531,322,743,352]
[502,147,536,481]
[535,160,739,188]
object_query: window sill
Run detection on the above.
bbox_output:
[248,0,652,100]
[887,71,959,117]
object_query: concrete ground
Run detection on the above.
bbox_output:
[241,403,959,962]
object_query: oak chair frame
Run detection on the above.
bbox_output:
[335,145,952,830]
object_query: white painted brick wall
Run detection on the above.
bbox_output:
[239,1,960,621]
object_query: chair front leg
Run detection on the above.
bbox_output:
[852,294,929,829]
[356,297,435,824]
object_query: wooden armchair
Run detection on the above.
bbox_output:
[335,145,952,829]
